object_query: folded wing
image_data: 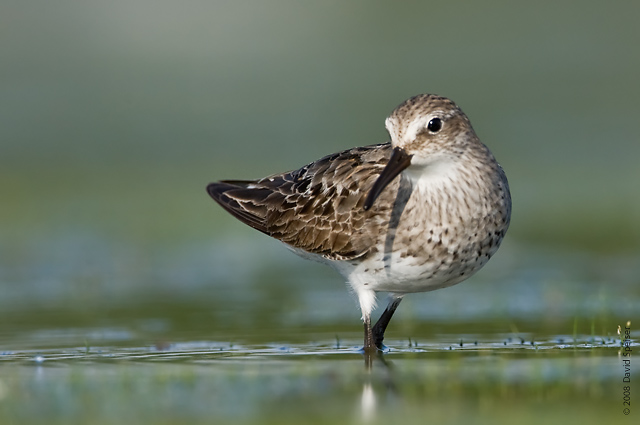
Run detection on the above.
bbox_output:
[207,144,395,261]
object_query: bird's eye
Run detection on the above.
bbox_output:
[427,117,442,133]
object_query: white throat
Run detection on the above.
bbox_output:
[404,157,459,186]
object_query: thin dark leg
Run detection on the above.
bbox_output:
[363,314,375,369]
[363,314,374,351]
[372,297,402,349]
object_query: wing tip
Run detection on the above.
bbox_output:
[205,180,269,234]
[206,181,223,200]
[206,180,249,202]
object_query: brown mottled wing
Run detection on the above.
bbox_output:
[207,143,394,260]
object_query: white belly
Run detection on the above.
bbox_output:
[332,246,490,294]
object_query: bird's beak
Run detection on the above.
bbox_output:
[363,147,413,211]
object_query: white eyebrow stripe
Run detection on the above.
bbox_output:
[405,110,450,141]
[405,115,432,140]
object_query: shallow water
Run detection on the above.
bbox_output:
[1,235,638,424]
[1,334,636,425]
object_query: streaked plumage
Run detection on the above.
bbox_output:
[207,94,511,351]
[208,144,395,261]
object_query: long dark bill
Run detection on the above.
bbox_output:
[363,147,413,211]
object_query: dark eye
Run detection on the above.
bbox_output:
[427,117,442,133]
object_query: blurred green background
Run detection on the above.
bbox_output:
[1,1,639,424]
[2,0,639,249]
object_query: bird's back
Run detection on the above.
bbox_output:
[207,143,399,261]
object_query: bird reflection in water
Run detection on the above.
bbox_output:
[358,350,396,423]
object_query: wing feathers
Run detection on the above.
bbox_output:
[206,181,269,233]
[207,143,394,260]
